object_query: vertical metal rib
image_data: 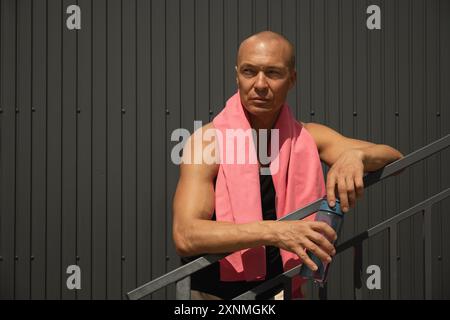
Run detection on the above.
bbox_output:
[389,225,398,300]
[424,208,432,299]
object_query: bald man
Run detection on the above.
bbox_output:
[173,31,403,300]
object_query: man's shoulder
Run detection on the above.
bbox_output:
[299,122,330,135]
[181,122,220,175]
[188,122,216,146]
[298,122,352,154]
[297,122,332,150]
[299,121,319,131]
[202,122,215,131]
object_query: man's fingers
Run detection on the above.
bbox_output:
[346,176,356,208]
[294,246,318,272]
[306,231,336,257]
[301,237,333,263]
[310,221,337,243]
[326,173,337,207]
[355,174,364,199]
[338,177,349,212]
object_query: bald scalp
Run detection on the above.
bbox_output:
[237,31,296,70]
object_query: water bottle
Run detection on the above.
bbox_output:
[299,199,344,284]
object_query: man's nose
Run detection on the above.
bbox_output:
[254,71,269,92]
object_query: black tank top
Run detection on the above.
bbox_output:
[181,173,284,299]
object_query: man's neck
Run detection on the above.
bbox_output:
[247,109,282,131]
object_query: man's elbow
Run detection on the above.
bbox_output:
[173,226,194,257]
[387,145,404,160]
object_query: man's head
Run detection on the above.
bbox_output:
[236,31,296,122]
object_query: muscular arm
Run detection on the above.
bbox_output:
[303,122,403,170]
[303,122,404,211]
[172,167,276,256]
[172,123,336,271]
[172,123,274,256]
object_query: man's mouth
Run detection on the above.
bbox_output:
[250,98,270,104]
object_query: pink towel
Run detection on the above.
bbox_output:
[212,92,326,298]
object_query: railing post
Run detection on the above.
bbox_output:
[176,276,191,300]
[353,243,363,300]
[283,279,292,300]
[318,283,328,300]
[389,225,398,300]
[424,208,433,299]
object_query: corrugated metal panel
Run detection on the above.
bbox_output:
[122,0,137,299]
[91,0,107,300]
[15,0,32,299]
[31,0,47,300]
[1,0,16,300]
[383,0,398,299]
[136,0,152,300]
[165,0,180,301]
[0,0,449,300]
[439,0,450,300]
[150,0,166,300]
[46,0,62,299]
[76,0,92,300]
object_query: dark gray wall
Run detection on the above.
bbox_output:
[1,0,449,300]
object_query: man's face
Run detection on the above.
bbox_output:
[236,39,296,119]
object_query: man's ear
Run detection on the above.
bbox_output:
[289,70,297,89]
[235,65,239,86]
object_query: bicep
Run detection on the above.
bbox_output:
[173,165,216,225]
[173,122,219,224]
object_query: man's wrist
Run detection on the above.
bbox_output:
[353,148,367,166]
[262,220,278,246]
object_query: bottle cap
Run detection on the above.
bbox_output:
[319,198,343,216]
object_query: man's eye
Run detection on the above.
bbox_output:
[267,70,281,76]
[242,69,254,75]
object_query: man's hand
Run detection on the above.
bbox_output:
[268,220,337,272]
[326,149,365,213]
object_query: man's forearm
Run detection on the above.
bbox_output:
[179,219,276,256]
[358,144,403,172]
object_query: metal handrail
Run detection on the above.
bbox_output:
[127,133,450,300]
